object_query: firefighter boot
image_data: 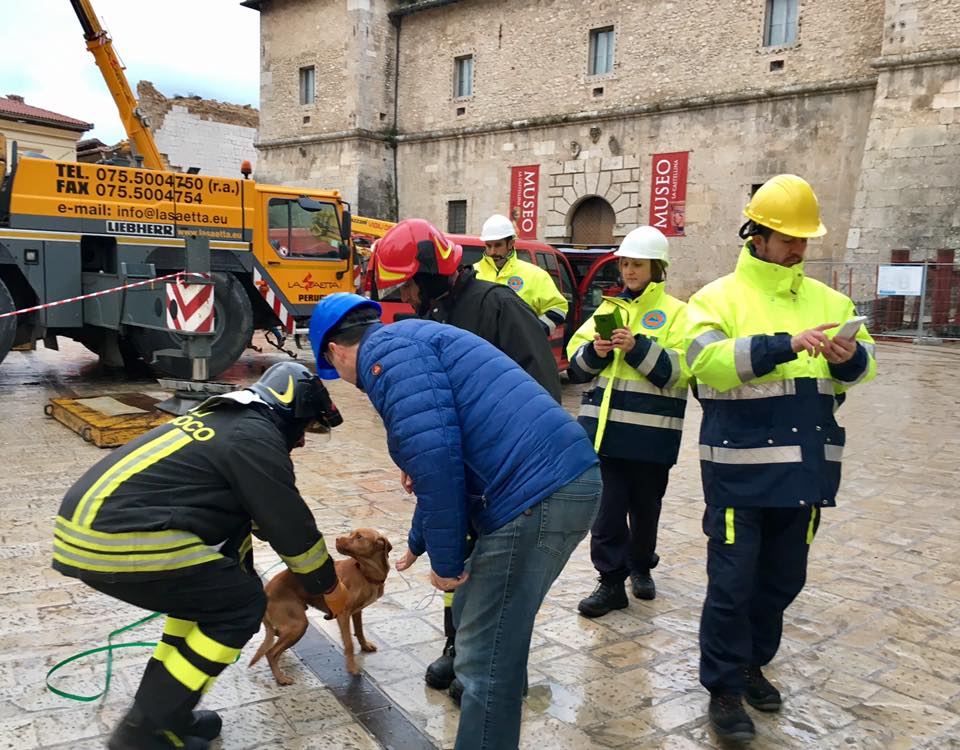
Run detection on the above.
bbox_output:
[425,637,456,690]
[187,710,223,740]
[578,579,628,618]
[708,693,756,742]
[743,666,782,711]
[630,571,656,600]
[108,705,211,750]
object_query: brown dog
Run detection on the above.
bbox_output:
[250,528,392,683]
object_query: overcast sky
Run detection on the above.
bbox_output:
[0,0,260,144]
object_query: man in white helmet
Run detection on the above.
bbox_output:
[474,214,569,336]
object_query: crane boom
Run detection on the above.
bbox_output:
[69,0,166,170]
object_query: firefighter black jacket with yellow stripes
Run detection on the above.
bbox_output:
[52,403,337,595]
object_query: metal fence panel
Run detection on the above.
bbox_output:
[805,259,960,341]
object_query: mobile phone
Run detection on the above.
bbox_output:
[836,315,868,340]
[594,308,624,340]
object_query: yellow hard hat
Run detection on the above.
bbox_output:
[743,174,826,238]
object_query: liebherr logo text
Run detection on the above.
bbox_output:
[106,221,176,237]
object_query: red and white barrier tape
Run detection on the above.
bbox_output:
[0,272,209,320]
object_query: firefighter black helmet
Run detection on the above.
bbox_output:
[249,362,343,446]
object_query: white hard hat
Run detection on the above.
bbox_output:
[614,226,670,267]
[480,214,516,242]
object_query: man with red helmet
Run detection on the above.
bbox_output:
[373,218,561,699]
[374,219,560,402]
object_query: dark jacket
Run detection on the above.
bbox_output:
[357,320,597,578]
[422,268,562,402]
[52,402,337,595]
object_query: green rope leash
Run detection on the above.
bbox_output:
[45,560,287,703]
[45,612,162,702]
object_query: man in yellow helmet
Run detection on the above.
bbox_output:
[685,175,876,742]
[474,214,569,336]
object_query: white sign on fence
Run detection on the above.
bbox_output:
[877,265,924,297]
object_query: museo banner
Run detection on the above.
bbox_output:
[509,165,540,239]
[649,152,688,237]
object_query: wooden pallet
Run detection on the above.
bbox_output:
[46,393,172,448]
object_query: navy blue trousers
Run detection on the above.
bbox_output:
[591,457,670,583]
[698,504,821,694]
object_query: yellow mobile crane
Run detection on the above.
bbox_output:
[0,1,360,376]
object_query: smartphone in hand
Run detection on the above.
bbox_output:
[594,308,624,340]
[835,316,868,340]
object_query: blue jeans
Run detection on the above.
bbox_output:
[452,465,601,750]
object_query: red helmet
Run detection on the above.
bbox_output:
[374,219,463,295]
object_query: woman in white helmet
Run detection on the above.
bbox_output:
[566,226,691,617]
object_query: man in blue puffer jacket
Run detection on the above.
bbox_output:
[310,293,601,750]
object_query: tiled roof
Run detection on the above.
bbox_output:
[0,96,92,132]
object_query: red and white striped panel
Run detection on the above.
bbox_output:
[166,274,214,333]
[253,268,295,333]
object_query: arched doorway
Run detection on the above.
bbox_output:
[570,196,615,244]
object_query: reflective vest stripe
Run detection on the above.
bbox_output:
[280,536,330,575]
[697,378,834,401]
[163,618,196,639]
[686,329,727,368]
[637,340,663,376]
[824,444,844,462]
[73,428,193,528]
[580,404,684,431]
[573,346,604,375]
[725,508,735,545]
[53,538,223,572]
[699,444,803,464]
[733,337,755,382]
[595,376,687,400]
[55,516,203,551]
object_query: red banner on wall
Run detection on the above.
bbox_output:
[649,152,688,237]
[509,165,540,239]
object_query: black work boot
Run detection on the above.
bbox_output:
[578,579,628,618]
[629,571,656,600]
[425,638,456,690]
[708,693,755,742]
[186,710,223,740]
[743,666,782,711]
[108,706,211,750]
[449,677,464,706]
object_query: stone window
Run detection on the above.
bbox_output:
[588,27,615,76]
[454,55,474,99]
[299,66,316,106]
[447,200,467,234]
[763,0,798,47]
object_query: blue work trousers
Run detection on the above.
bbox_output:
[698,504,821,694]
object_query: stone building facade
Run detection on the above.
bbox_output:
[248,0,960,297]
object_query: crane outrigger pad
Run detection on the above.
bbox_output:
[45,393,172,448]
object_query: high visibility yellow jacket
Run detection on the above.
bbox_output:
[475,253,569,334]
[685,244,877,509]
[566,282,690,465]
[52,402,337,595]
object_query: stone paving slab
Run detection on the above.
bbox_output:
[0,339,959,748]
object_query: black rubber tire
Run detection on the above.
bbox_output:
[0,277,16,366]
[130,271,253,380]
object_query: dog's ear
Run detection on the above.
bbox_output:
[377,536,393,554]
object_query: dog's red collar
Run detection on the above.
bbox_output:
[355,560,387,585]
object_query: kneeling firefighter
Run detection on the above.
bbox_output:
[51,362,350,750]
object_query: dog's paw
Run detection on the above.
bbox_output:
[274,673,295,686]
[347,662,361,676]
[359,641,378,653]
